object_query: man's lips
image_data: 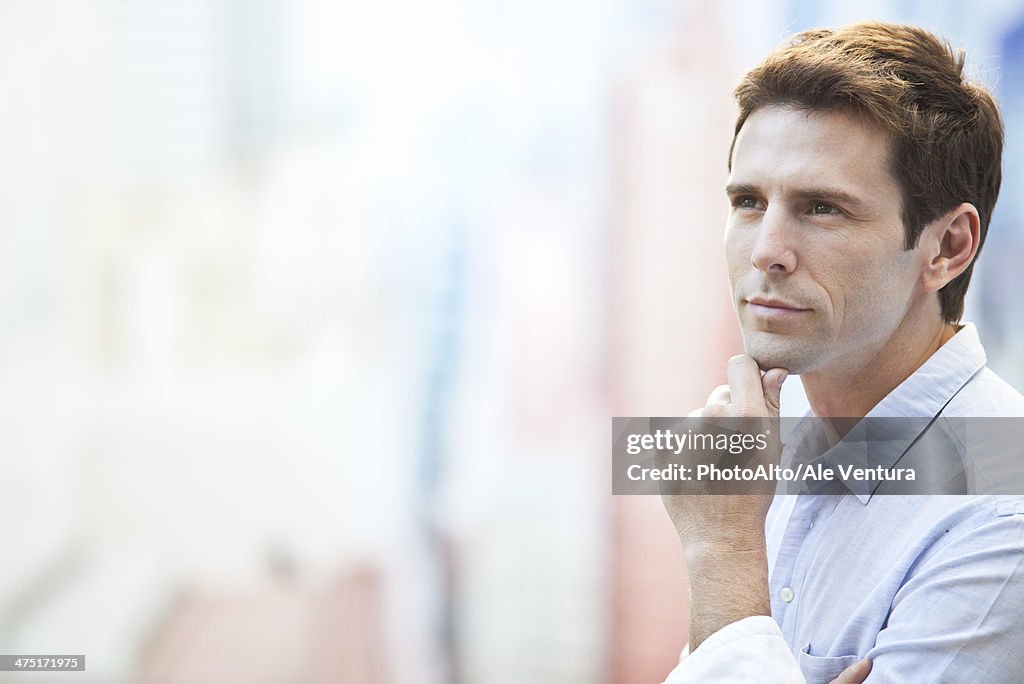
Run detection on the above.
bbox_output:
[744,297,812,320]
[745,297,811,311]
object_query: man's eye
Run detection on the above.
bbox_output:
[812,201,839,215]
[735,196,760,209]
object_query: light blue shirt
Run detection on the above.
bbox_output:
[667,324,1024,683]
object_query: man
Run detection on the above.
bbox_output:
[660,22,1024,683]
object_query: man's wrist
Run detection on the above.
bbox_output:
[684,535,767,565]
[679,513,768,564]
[684,538,771,651]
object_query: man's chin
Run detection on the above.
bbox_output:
[743,339,814,374]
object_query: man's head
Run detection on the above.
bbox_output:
[725,22,1003,375]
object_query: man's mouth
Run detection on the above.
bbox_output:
[745,297,812,319]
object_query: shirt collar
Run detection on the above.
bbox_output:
[787,323,987,504]
[867,323,986,420]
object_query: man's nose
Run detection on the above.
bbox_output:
[750,205,797,274]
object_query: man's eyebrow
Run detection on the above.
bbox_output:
[792,188,866,207]
[725,183,866,207]
[725,183,759,196]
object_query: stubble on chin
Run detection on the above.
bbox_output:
[742,333,812,374]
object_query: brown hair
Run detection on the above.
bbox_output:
[730,21,1003,323]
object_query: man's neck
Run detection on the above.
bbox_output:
[801,315,959,421]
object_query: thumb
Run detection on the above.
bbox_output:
[761,368,788,417]
[829,658,872,684]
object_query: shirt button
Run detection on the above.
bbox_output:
[780,587,795,603]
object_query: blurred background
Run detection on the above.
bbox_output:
[2,1,1024,682]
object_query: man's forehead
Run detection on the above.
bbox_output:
[728,105,896,196]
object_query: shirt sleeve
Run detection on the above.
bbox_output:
[662,616,805,683]
[859,510,1024,683]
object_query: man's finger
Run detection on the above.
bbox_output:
[761,367,788,417]
[829,658,872,684]
[706,384,731,406]
[725,355,764,411]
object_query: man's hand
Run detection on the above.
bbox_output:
[829,659,872,684]
[661,355,787,545]
[661,354,788,650]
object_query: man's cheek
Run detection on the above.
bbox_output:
[724,248,748,291]
[725,230,755,265]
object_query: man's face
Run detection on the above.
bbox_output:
[726,105,923,375]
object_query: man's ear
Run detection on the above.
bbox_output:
[919,203,980,293]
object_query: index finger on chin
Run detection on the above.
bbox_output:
[725,354,763,412]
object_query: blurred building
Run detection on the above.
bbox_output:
[0,1,1022,683]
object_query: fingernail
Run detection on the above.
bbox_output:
[778,371,789,387]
